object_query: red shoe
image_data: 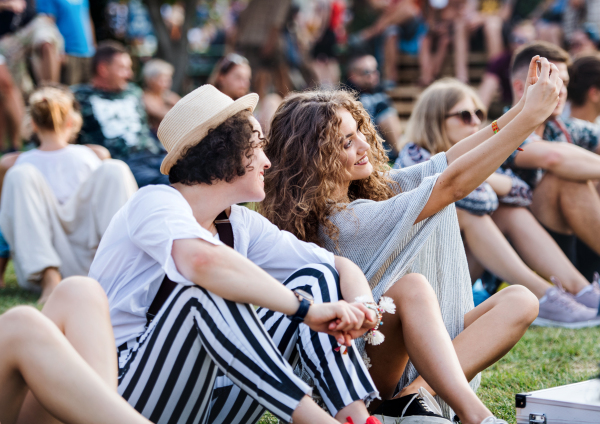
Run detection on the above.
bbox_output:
[366,417,382,424]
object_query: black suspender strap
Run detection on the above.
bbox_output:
[146,210,234,325]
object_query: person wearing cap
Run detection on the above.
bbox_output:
[90,85,386,424]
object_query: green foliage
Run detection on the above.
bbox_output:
[2,262,598,424]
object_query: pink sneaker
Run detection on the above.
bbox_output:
[574,272,600,311]
[534,281,600,329]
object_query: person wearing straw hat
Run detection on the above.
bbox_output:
[89,84,386,424]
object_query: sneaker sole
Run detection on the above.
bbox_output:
[374,414,451,424]
[532,317,600,329]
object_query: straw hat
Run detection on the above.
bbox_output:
[158,84,259,175]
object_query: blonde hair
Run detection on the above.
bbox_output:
[405,78,486,154]
[142,59,174,84]
[29,86,75,132]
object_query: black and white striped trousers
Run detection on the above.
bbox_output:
[117,264,376,424]
[208,263,377,424]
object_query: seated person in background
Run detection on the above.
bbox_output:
[396,78,600,327]
[0,277,156,424]
[0,85,137,304]
[73,40,168,187]
[506,42,600,282]
[478,20,537,110]
[569,53,600,125]
[142,58,180,135]
[209,52,252,100]
[346,54,402,161]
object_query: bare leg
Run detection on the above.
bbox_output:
[400,286,537,406]
[492,205,590,294]
[33,42,61,84]
[38,267,61,305]
[383,33,398,84]
[0,152,21,202]
[531,173,600,256]
[457,208,552,298]
[418,34,435,86]
[0,257,7,288]
[17,277,118,424]
[0,65,24,151]
[464,244,485,283]
[0,305,151,424]
[367,274,494,424]
[483,15,504,59]
[453,18,469,83]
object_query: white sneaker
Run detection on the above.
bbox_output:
[533,281,600,329]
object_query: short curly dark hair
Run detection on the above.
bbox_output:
[168,109,262,185]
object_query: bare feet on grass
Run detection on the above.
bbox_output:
[38,267,61,304]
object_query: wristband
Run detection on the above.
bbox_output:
[492,120,500,134]
[287,289,313,323]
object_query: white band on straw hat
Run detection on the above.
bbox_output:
[157,84,259,175]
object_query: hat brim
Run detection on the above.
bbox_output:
[159,92,259,175]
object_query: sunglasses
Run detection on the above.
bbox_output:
[446,109,484,125]
[219,53,249,75]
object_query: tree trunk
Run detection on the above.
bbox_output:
[143,0,198,93]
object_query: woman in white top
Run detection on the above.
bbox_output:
[261,58,563,423]
[0,86,137,303]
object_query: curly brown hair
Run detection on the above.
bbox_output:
[169,109,262,185]
[260,89,398,245]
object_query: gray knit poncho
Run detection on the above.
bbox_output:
[320,152,480,417]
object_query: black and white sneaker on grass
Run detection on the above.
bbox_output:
[373,387,451,423]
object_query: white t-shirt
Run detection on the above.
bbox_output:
[15,145,102,204]
[90,185,335,347]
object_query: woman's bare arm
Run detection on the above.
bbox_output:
[415,58,562,223]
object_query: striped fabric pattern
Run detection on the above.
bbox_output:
[320,153,480,418]
[208,263,378,423]
[117,282,311,424]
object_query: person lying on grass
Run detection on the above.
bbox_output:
[260,57,563,424]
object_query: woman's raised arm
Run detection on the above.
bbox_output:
[415,57,562,223]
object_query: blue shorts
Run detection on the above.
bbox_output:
[0,228,9,259]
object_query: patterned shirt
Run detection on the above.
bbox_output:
[73,83,162,160]
[503,117,600,188]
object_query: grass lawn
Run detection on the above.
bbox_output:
[2,262,599,424]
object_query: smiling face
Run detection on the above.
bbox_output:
[444,96,482,145]
[232,115,271,202]
[337,108,374,183]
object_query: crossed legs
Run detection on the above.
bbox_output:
[367,274,537,424]
[0,276,150,424]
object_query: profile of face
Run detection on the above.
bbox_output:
[148,72,173,93]
[551,61,570,117]
[233,116,271,202]
[99,53,134,91]
[348,56,380,92]
[216,64,252,100]
[337,108,374,183]
[444,96,482,145]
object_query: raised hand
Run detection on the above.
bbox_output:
[520,57,563,125]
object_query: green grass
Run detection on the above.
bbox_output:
[2,263,598,424]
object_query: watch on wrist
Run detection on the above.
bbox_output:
[287,289,314,323]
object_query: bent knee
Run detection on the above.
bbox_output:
[497,285,539,322]
[388,273,433,300]
[51,276,109,311]
[1,306,48,340]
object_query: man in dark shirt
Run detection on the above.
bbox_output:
[72,41,168,187]
[346,54,402,161]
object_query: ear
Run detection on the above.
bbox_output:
[96,61,108,78]
[511,78,525,102]
[588,86,600,103]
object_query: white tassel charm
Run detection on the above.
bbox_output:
[354,295,396,346]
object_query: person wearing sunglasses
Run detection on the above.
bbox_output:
[209,53,252,101]
[395,78,600,327]
[346,54,403,162]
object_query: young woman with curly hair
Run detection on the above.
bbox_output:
[261,57,563,424]
[396,78,600,327]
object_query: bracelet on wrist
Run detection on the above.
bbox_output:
[354,295,396,346]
